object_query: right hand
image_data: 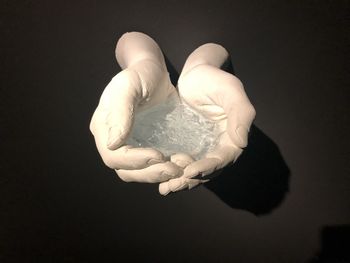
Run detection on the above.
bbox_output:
[159,43,256,195]
[89,32,182,183]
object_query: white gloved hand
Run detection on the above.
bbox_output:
[159,43,256,195]
[90,32,182,183]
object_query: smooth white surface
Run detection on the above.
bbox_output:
[89,32,256,194]
[160,44,256,195]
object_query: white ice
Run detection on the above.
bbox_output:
[126,96,220,160]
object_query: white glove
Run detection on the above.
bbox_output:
[90,32,183,183]
[159,43,256,195]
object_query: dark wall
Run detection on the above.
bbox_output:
[1,1,349,262]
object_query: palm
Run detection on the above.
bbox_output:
[179,65,242,171]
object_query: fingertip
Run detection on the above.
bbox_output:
[144,148,165,163]
[159,182,170,196]
[183,158,221,178]
[227,116,249,148]
[226,98,255,149]
[115,169,133,183]
[106,126,123,150]
[107,138,123,150]
[170,153,194,168]
[234,125,249,148]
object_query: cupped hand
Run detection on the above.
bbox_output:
[159,43,256,195]
[90,32,182,183]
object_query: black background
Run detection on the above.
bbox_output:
[1,0,349,262]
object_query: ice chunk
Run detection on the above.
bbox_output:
[126,96,220,160]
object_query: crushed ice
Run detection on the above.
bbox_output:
[126,96,220,160]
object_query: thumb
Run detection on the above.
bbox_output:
[178,64,256,149]
[226,100,256,149]
[99,69,142,150]
[210,71,255,149]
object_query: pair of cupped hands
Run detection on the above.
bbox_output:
[89,32,256,195]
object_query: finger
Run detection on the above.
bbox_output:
[178,134,242,181]
[170,153,194,168]
[91,110,165,170]
[159,177,203,196]
[96,145,165,170]
[205,133,243,166]
[183,157,222,179]
[179,43,229,80]
[116,162,183,183]
[226,99,256,149]
[97,69,143,150]
[116,32,167,71]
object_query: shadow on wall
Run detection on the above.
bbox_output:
[164,54,290,216]
[204,125,290,215]
[164,55,180,86]
[308,225,350,262]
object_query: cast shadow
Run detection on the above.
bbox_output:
[204,125,290,215]
[164,54,290,216]
[308,225,350,262]
[164,55,179,87]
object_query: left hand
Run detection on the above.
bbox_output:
[159,43,256,195]
[90,32,182,183]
